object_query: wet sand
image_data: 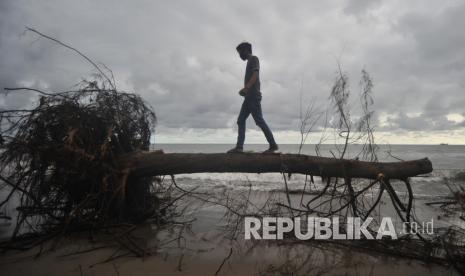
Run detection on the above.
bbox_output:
[0,243,458,276]
[0,191,460,276]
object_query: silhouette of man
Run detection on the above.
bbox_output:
[228,42,278,154]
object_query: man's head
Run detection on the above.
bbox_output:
[236,42,252,61]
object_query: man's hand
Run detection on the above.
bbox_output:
[239,87,248,97]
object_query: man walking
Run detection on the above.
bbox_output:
[228,42,279,154]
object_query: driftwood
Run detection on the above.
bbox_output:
[118,151,433,180]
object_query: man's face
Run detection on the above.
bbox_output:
[238,49,249,61]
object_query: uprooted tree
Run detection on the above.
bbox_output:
[0,79,433,240]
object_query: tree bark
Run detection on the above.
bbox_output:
[118,152,433,180]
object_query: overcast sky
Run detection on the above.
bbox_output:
[1,0,465,144]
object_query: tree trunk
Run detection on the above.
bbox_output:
[118,152,433,180]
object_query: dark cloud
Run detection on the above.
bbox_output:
[0,0,464,143]
[399,4,465,65]
[343,0,383,16]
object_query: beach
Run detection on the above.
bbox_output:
[0,144,464,275]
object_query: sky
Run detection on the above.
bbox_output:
[1,0,465,145]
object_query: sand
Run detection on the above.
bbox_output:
[0,190,461,276]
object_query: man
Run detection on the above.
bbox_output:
[227,42,279,154]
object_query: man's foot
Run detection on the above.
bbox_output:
[263,144,279,154]
[227,147,243,153]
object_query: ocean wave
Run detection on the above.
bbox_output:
[171,172,454,198]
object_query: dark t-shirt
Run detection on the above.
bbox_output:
[244,55,262,100]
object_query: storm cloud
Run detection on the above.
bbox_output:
[1,0,464,144]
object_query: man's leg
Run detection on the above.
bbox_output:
[248,99,277,148]
[236,100,251,149]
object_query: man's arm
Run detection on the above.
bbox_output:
[245,71,258,89]
[239,56,260,96]
[239,71,257,96]
[239,71,258,96]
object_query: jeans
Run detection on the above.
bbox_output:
[236,97,277,148]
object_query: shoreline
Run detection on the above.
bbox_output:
[0,189,460,276]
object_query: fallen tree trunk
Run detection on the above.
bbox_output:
[118,152,433,180]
